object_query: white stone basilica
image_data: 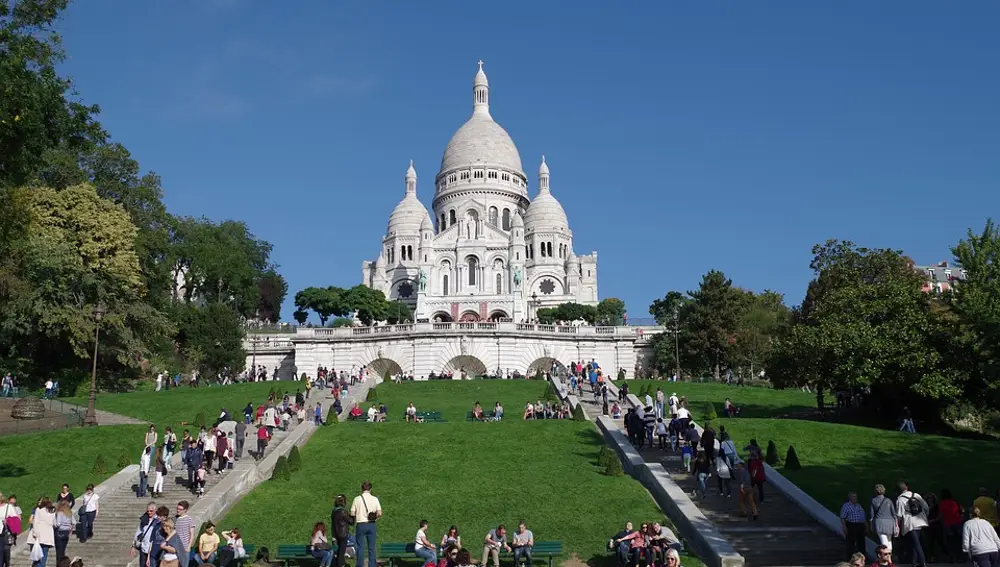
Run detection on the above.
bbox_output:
[361,62,598,323]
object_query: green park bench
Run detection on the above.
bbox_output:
[274,542,338,567]
[380,541,561,567]
[466,410,497,421]
[401,411,445,422]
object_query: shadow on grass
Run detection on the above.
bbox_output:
[0,463,27,478]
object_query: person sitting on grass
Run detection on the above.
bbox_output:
[378,404,389,421]
[534,400,544,419]
[523,401,534,420]
[511,521,534,567]
[414,520,437,564]
[406,402,418,423]
[493,402,503,421]
[310,522,334,567]
[481,524,512,567]
[440,526,461,550]
[472,402,485,421]
[648,522,682,553]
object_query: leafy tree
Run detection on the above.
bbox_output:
[326,405,339,425]
[385,301,413,324]
[256,270,288,323]
[293,309,308,325]
[194,411,206,428]
[172,302,247,376]
[366,387,378,402]
[347,285,389,326]
[535,307,557,324]
[649,291,689,326]
[597,446,616,468]
[295,286,349,326]
[536,302,597,324]
[951,219,1000,406]
[596,298,627,326]
[330,317,352,328]
[684,271,745,380]
[733,290,791,380]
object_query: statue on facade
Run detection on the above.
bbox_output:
[513,266,522,289]
[418,269,427,292]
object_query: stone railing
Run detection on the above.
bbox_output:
[244,338,295,350]
[293,322,645,340]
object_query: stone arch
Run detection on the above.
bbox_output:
[459,310,480,322]
[488,310,509,321]
[366,357,403,380]
[527,357,567,378]
[443,355,488,377]
[432,311,454,323]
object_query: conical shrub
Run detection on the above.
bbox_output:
[543,382,559,402]
[603,458,624,477]
[194,411,206,428]
[326,405,339,425]
[271,455,291,481]
[287,446,303,472]
[572,405,586,421]
[765,441,780,466]
[366,387,378,402]
[785,445,802,470]
[117,449,132,469]
[268,387,276,401]
[597,446,617,468]
[704,402,718,421]
[92,454,108,475]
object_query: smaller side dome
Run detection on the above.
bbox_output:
[420,213,433,231]
[512,211,525,229]
[524,156,569,233]
[387,161,430,236]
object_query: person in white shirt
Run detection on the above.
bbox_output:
[349,482,382,567]
[895,482,929,567]
[413,520,437,564]
[668,393,679,413]
[405,403,417,423]
[79,485,99,542]
[155,373,163,392]
[963,506,1000,565]
[366,406,378,423]
[138,446,152,498]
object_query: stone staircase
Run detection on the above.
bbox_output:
[11,425,295,567]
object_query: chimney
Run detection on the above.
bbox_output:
[938,261,949,268]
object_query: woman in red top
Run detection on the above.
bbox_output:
[938,488,964,563]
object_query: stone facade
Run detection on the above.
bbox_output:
[245,323,660,380]
[361,62,598,323]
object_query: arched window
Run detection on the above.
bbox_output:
[400,245,406,262]
[547,242,553,257]
[496,273,503,294]
[467,256,478,286]
[502,208,511,230]
[443,274,449,296]
[449,209,456,225]
[540,243,546,258]
[489,206,498,226]
[440,213,446,230]
[407,245,413,260]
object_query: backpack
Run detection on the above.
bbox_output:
[906,495,923,516]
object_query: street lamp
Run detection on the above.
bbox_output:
[84,302,106,427]
[530,293,542,322]
[673,307,681,382]
[250,336,257,380]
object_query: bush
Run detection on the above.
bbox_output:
[543,382,559,402]
[785,445,801,470]
[366,387,378,402]
[704,402,718,421]
[603,457,624,477]
[300,372,308,381]
[597,446,617,468]
[271,455,291,481]
[572,405,586,421]
[765,441,780,466]
[287,446,303,472]
[326,405,339,425]
[194,411,206,428]
[268,387,276,401]
[92,454,108,475]
[117,449,132,469]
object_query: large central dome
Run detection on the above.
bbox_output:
[438,62,524,178]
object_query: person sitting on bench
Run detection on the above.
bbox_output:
[406,402,418,423]
[511,521,534,566]
[481,524,511,567]
[349,403,363,420]
[413,519,437,564]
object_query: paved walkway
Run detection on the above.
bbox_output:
[589,385,846,567]
[48,398,148,426]
[11,380,372,567]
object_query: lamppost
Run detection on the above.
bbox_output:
[250,335,258,379]
[84,302,106,427]
[673,307,681,382]
[530,293,542,322]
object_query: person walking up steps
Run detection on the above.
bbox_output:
[350,481,381,567]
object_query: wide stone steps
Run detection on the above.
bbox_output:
[12,426,293,567]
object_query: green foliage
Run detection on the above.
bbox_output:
[385,301,413,324]
[543,381,559,402]
[194,411,206,428]
[366,387,378,402]
[603,457,624,477]
[268,388,276,401]
[765,440,780,465]
[331,317,353,328]
[271,455,291,481]
[326,405,339,425]
[597,446,617,468]
[649,291,689,327]
[300,373,307,381]
[287,446,303,472]
[536,302,598,325]
[704,402,718,421]
[171,302,247,376]
[294,285,392,326]
[293,309,308,325]
[256,270,288,324]
[596,298,627,326]
[92,454,108,475]
[785,445,801,470]
[117,449,131,469]
[572,404,586,421]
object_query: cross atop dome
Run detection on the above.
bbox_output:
[478,60,484,69]
[473,60,490,113]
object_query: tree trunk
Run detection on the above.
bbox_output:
[713,359,721,381]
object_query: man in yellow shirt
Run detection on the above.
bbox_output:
[973,488,998,527]
[350,481,382,567]
[194,522,221,565]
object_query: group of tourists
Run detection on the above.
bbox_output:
[841,482,1000,567]
[522,400,570,420]
[609,521,684,567]
[0,485,97,567]
[130,499,246,567]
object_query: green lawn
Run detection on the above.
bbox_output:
[367,380,553,421]
[617,380,815,418]
[0,425,148,502]
[64,382,298,429]
[222,383,702,567]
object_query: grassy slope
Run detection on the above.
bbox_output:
[64,382,292,429]
[0,425,148,501]
[223,382,703,567]
[616,380,815,418]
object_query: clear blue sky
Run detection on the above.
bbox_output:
[57,1,1000,323]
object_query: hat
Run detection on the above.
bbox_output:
[672,392,677,396]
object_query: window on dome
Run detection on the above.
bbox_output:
[489,207,498,226]
[467,256,478,286]
[443,274,449,296]
[502,173,509,182]
[496,273,502,294]
[449,209,456,226]
[488,171,497,180]
[502,208,511,231]
[461,171,470,180]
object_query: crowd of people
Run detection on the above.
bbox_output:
[521,400,570,420]
[0,486,97,567]
[609,521,683,567]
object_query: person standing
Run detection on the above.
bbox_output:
[175,501,196,567]
[896,481,929,567]
[871,484,898,555]
[962,506,1000,567]
[840,492,868,560]
[78,485,98,543]
[234,420,247,461]
[52,501,74,564]
[27,497,55,567]
[130,503,159,567]
[349,482,381,567]
[330,495,350,567]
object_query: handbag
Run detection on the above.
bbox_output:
[161,559,179,567]
[314,542,332,551]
